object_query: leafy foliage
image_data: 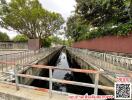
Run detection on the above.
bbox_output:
[13,34,28,42]
[0,0,64,40]
[77,22,132,41]
[0,32,10,41]
[75,0,131,27]
[66,15,89,41]
[41,36,73,47]
[66,0,132,41]
[41,37,52,47]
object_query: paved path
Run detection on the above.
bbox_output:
[0,82,68,100]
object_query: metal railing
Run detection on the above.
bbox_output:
[0,48,131,98]
[0,47,59,66]
[0,61,120,98]
[0,62,132,98]
[0,47,61,81]
[0,42,28,49]
[0,51,132,97]
[67,47,132,71]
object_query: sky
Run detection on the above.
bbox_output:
[0,0,76,39]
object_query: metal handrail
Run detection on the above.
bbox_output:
[67,47,132,71]
[0,62,115,97]
[0,47,61,73]
[68,47,132,62]
[0,60,132,98]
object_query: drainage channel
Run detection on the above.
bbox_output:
[30,50,105,95]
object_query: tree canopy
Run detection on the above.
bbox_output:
[13,34,28,42]
[0,0,64,40]
[0,32,10,41]
[75,0,131,27]
[66,15,89,41]
[66,0,132,41]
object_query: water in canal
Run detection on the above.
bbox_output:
[52,52,71,92]
[31,51,105,95]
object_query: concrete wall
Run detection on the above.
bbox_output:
[66,50,114,95]
[0,48,62,100]
[0,42,28,49]
[19,48,62,85]
[72,33,132,54]
[0,92,28,100]
[28,39,40,50]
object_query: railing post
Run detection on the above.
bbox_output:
[49,67,52,98]
[94,72,99,95]
[1,55,3,72]
[5,54,7,71]
[14,64,19,90]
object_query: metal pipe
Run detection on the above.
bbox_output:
[14,65,19,90]
[17,73,114,91]
[94,72,99,95]
[49,68,52,98]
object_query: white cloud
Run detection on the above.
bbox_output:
[0,27,18,39]
[39,0,76,20]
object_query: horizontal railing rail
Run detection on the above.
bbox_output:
[0,47,62,83]
[0,61,131,98]
[0,61,131,77]
[67,47,132,71]
[0,62,113,97]
[0,47,61,73]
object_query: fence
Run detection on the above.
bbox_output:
[0,61,117,98]
[0,42,28,49]
[0,47,59,65]
[0,47,61,81]
[67,47,132,71]
[0,47,131,98]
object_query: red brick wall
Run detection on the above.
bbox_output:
[72,33,132,53]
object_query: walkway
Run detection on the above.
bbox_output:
[67,47,132,74]
[0,82,67,100]
[0,47,61,81]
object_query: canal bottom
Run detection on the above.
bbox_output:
[30,51,106,95]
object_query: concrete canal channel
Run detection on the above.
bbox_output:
[28,48,107,95]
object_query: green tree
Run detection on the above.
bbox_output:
[66,0,132,41]
[41,36,52,47]
[66,15,89,41]
[0,32,10,41]
[0,0,64,41]
[75,0,131,27]
[13,34,28,42]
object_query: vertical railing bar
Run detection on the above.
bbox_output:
[20,52,22,65]
[94,71,99,95]
[27,51,28,63]
[26,51,27,63]
[1,55,3,72]
[6,54,8,71]
[49,67,52,98]
[14,64,19,90]
[25,51,27,63]
[24,52,25,64]
[10,54,12,70]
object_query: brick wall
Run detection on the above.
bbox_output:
[72,33,132,53]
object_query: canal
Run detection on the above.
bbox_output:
[30,50,105,95]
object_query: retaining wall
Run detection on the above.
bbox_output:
[72,33,132,54]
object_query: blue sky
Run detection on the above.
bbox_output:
[0,0,76,39]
